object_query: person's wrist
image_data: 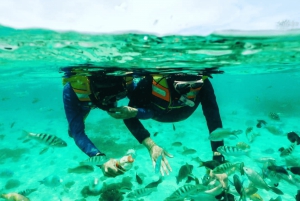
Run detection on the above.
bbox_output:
[128,107,138,118]
[142,137,156,151]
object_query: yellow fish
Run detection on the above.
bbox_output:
[249,193,263,201]
[1,193,30,201]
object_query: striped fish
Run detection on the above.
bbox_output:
[280,142,296,157]
[212,162,242,175]
[80,155,107,166]
[22,130,67,147]
[18,188,38,196]
[127,187,156,198]
[164,184,206,201]
[217,146,250,157]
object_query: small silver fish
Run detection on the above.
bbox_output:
[40,175,63,187]
[209,128,240,141]
[182,147,197,155]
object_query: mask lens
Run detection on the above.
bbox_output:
[191,82,203,89]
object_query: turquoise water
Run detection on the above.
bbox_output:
[1,25,300,200]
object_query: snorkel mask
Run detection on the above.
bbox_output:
[89,75,127,111]
[172,74,204,107]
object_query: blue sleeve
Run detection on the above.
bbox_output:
[63,82,102,157]
[136,108,154,119]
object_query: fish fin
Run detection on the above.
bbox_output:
[39,147,49,155]
[19,130,30,141]
[269,186,284,195]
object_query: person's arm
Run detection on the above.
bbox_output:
[199,79,224,153]
[63,82,103,157]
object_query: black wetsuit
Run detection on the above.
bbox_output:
[124,75,224,152]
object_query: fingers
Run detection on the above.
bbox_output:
[102,159,125,177]
[107,111,123,119]
[164,150,174,158]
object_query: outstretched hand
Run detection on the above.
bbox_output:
[101,158,125,177]
[107,106,138,119]
[149,145,173,176]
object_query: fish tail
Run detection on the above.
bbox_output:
[269,186,284,195]
[19,130,31,142]
[198,160,204,167]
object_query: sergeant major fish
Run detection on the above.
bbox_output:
[217,146,250,157]
[80,155,107,166]
[164,184,207,201]
[21,130,67,147]
[127,187,156,198]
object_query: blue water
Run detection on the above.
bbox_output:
[1,26,300,201]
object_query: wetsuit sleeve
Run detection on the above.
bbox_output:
[199,79,224,152]
[124,75,153,143]
[63,82,101,157]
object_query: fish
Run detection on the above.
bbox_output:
[288,166,300,175]
[236,142,250,150]
[265,124,284,135]
[67,165,94,174]
[262,148,275,154]
[243,167,283,195]
[182,147,197,155]
[245,127,253,135]
[256,120,267,128]
[176,163,193,184]
[267,165,289,175]
[145,176,163,188]
[209,128,241,141]
[0,193,30,201]
[198,158,221,170]
[269,112,280,121]
[0,169,14,178]
[255,157,276,163]
[248,132,261,143]
[244,185,258,196]
[21,130,67,147]
[171,141,182,147]
[280,142,296,157]
[249,193,263,201]
[296,190,300,201]
[233,174,246,201]
[136,173,143,184]
[153,132,159,136]
[172,123,176,131]
[127,187,156,198]
[217,146,250,157]
[155,154,162,174]
[18,188,38,196]
[212,162,243,175]
[40,175,63,187]
[80,155,107,166]
[269,196,282,201]
[287,131,300,145]
[164,184,207,201]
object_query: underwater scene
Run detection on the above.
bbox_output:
[1,25,300,201]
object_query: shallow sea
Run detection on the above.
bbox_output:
[1,25,300,201]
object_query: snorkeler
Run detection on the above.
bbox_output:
[62,68,133,177]
[108,73,226,174]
